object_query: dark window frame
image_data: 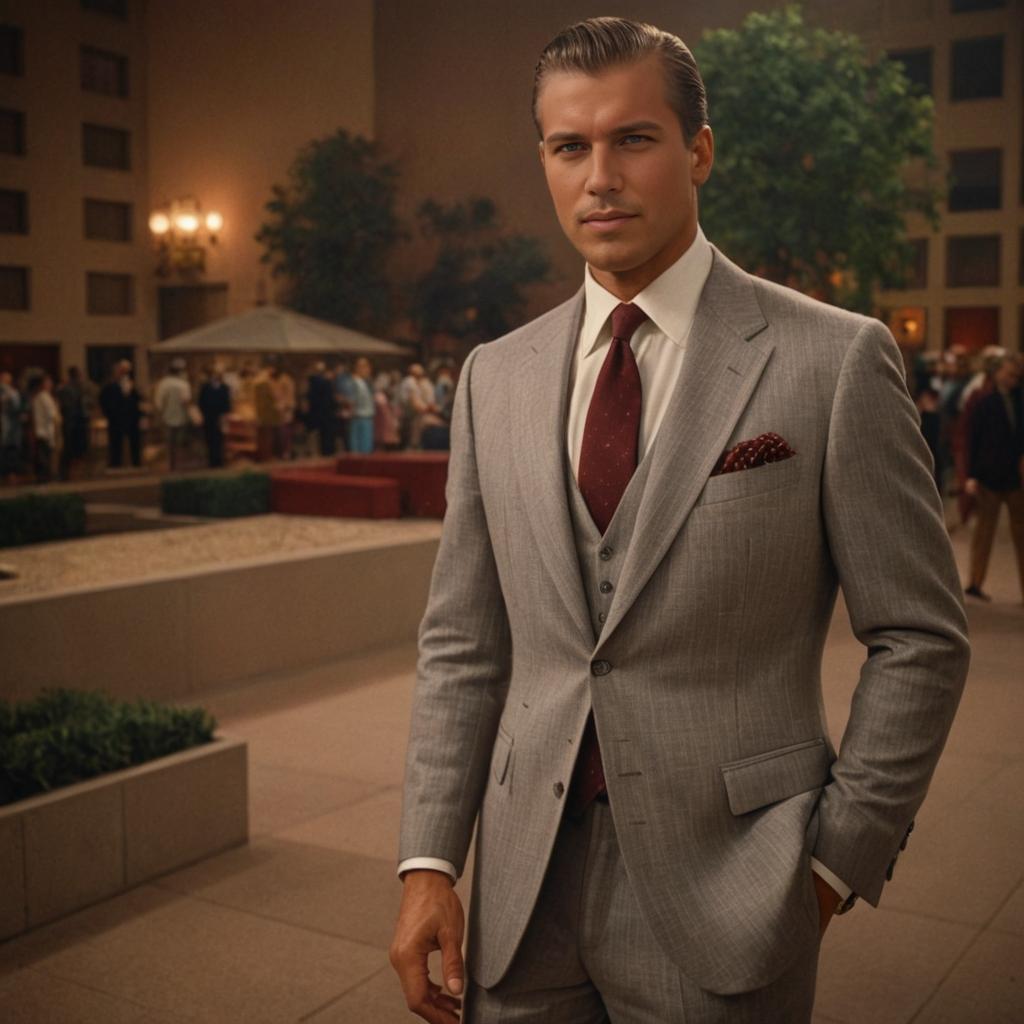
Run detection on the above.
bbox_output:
[950,35,1004,101]
[948,147,1002,212]
[0,24,24,77]
[946,234,1001,287]
[0,266,30,311]
[887,47,933,96]
[81,0,129,19]
[83,198,133,242]
[80,45,129,98]
[0,189,28,235]
[0,108,26,155]
[82,122,131,171]
[951,0,1006,12]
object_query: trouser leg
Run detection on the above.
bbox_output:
[969,485,1002,587]
[1005,488,1024,600]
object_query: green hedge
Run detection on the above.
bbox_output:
[161,472,270,518]
[0,493,86,548]
[0,689,217,806]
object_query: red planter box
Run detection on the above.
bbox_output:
[335,453,449,518]
[270,470,401,519]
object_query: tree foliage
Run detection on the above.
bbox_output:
[256,130,403,332]
[694,5,942,311]
[410,197,551,343]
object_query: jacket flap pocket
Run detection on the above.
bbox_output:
[720,738,829,815]
[491,725,513,785]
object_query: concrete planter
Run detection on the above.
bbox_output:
[0,736,248,941]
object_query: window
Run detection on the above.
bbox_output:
[86,344,134,385]
[947,235,1000,287]
[905,238,928,288]
[0,190,27,234]
[82,123,130,170]
[0,266,29,310]
[82,0,128,17]
[949,148,1001,211]
[888,48,932,95]
[0,108,25,154]
[80,46,128,97]
[87,272,134,315]
[84,199,132,241]
[951,0,1005,11]
[951,36,1004,100]
[0,25,23,76]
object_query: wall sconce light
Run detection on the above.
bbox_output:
[148,197,224,278]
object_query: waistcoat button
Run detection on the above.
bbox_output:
[591,660,611,676]
[599,580,613,594]
[553,782,565,798]
[599,546,613,561]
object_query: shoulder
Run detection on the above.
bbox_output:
[465,290,582,379]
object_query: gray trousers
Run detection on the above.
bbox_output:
[465,800,819,1023]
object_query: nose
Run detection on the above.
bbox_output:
[585,145,622,198]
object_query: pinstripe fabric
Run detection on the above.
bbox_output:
[399,245,969,1002]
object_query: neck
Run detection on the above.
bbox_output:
[588,220,698,302]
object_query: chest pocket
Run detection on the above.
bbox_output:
[695,455,801,508]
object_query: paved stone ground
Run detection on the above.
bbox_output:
[0,520,1020,1022]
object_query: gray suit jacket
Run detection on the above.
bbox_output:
[399,246,969,995]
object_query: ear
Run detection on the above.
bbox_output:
[691,125,714,187]
[538,140,546,170]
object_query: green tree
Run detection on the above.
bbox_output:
[411,197,551,345]
[256,130,403,332]
[694,5,942,312]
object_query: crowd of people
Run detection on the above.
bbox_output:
[0,356,459,485]
[911,345,1024,603]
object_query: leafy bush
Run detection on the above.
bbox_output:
[0,689,217,806]
[161,472,270,518]
[0,493,86,548]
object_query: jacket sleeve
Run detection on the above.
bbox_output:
[813,319,970,905]
[398,343,512,876]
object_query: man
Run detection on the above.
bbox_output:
[964,353,1024,602]
[99,359,142,468]
[392,18,968,1023]
[347,356,376,453]
[399,363,438,449]
[253,362,282,462]
[306,361,338,456]
[153,358,192,471]
[0,370,24,482]
[198,365,232,468]
[55,366,91,481]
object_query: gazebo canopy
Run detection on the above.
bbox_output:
[150,305,411,357]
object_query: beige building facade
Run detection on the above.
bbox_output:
[0,0,374,391]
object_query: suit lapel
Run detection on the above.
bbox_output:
[509,289,594,645]
[596,248,774,648]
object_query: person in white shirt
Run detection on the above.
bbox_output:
[154,359,193,471]
[31,374,61,483]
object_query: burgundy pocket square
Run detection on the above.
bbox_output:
[711,432,797,476]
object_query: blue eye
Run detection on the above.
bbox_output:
[556,142,584,154]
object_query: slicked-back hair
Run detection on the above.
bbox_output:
[532,17,708,145]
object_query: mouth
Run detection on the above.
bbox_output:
[580,211,637,233]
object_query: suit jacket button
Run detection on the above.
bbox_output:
[591,660,611,676]
[553,782,565,799]
[599,580,613,594]
[599,546,613,561]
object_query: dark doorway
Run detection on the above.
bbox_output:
[0,341,60,386]
[86,344,136,386]
[158,283,228,340]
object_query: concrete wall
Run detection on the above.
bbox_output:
[145,0,376,318]
[0,535,437,703]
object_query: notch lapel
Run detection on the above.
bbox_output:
[509,290,594,645]
[596,250,774,648]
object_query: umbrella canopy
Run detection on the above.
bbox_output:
[150,305,412,357]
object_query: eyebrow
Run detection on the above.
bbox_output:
[544,121,663,144]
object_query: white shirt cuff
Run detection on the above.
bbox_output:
[398,857,458,882]
[810,857,852,901]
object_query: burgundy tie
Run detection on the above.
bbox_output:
[571,302,647,814]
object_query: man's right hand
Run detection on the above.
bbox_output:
[390,869,466,1023]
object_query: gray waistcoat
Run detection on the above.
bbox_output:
[565,445,656,644]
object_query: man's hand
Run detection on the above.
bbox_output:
[390,869,466,1023]
[812,871,839,938]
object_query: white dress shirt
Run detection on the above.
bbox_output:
[399,226,852,903]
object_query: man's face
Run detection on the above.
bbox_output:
[537,55,713,299]
[995,359,1022,391]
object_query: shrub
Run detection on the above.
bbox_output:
[0,689,217,806]
[161,472,270,518]
[0,493,86,548]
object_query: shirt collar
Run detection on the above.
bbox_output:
[580,226,713,357]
